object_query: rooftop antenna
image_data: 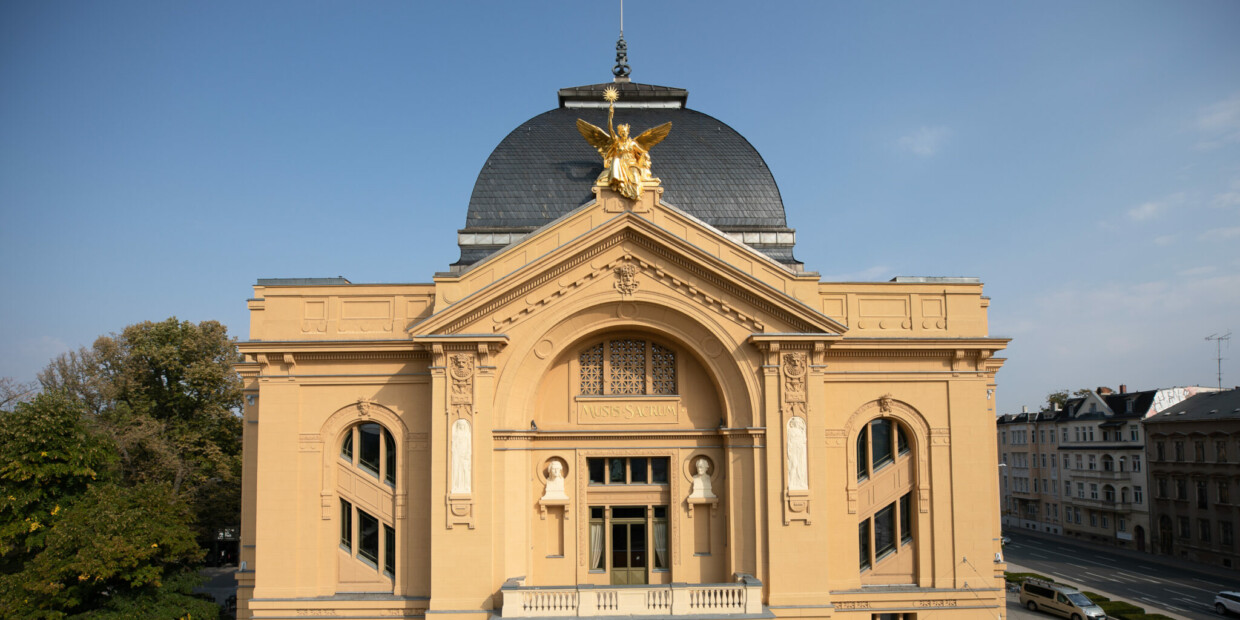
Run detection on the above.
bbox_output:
[1206,331,1231,390]
[613,0,631,82]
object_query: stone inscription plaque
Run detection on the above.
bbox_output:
[575,396,681,424]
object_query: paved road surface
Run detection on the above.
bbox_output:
[1003,529,1234,620]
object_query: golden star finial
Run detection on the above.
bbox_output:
[603,86,619,103]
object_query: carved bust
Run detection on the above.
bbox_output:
[688,457,715,499]
[541,460,568,501]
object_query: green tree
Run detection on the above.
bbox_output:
[0,392,115,563]
[39,318,244,544]
[1045,388,1092,410]
[0,392,217,619]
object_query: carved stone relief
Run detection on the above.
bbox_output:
[786,417,808,492]
[450,418,472,494]
[613,262,640,297]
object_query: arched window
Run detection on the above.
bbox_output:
[856,418,909,482]
[339,422,398,581]
[578,338,677,396]
[855,417,916,584]
[1103,484,1116,502]
[1102,455,1115,472]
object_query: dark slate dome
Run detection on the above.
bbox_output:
[454,81,799,270]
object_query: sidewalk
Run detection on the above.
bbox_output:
[1005,526,1239,582]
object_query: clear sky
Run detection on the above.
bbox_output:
[2,1,1238,413]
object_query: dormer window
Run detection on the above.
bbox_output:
[578,338,677,396]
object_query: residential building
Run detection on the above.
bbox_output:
[998,386,1216,553]
[236,56,1011,619]
[998,408,1064,534]
[1146,389,1240,570]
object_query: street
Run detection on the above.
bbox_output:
[1002,529,1235,620]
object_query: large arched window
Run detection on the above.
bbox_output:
[855,417,916,584]
[578,338,677,396]
[339,422,397,581]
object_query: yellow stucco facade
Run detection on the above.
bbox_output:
[236,167,1009,619]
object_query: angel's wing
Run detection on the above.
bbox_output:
[576,119,612,151]
[634,122,672,151]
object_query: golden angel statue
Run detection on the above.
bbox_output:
[576,87,672,200]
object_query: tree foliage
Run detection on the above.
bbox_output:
[0,317,240,619]
[1044,388,1092,410]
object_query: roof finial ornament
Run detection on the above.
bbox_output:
[613,0,630,81]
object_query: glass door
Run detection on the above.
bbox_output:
[609,507,647,585]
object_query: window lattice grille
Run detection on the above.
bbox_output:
[651,343,676,394]
[579,344,603,395]
[609,339,647,395]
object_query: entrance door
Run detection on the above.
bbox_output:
[1135,525,1146,552]
[610,507,647,585]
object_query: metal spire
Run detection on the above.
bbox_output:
[612,0,631,81]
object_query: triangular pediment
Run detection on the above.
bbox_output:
[412,190,846,338]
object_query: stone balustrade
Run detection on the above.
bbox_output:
[501,574,764,618]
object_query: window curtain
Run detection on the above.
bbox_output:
[590,522,604,569]
[653,520,667,568]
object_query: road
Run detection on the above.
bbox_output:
[1002,529,1232,620]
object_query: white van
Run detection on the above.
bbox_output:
[1018,578,1106,620]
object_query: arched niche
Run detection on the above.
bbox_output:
[494,298,758,431]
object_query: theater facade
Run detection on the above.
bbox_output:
[235,75,1009,620]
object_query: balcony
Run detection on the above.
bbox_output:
[500,574,766,618]
[1068,497,1138,512]
[1067,469,1130,482]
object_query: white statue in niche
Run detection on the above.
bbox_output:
[451,418,472,494]
[787,417,808,491]
[688,457,716,499]
[541,460,569,501]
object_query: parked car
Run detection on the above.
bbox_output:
[1216,590,1240,615]
[1018,577,1106,620]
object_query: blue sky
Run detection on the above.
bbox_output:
[2,1,1237,412]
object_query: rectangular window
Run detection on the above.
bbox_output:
[1198,480,1209,509]
[1196,441,1206,462]
[900,493,913,545]
[1132,455,1141,472]
[875,504,896,559]
[630,457,648,484]
[859,520,871,571]
[1090,484,1098,500]
[1130,425,1138,441]
[1157,478,1168,498]
[1156,442,1165,461]
[1176,479,1188,501]
[1118,518,1126,532]
[588,457,670,485]
[1001,431,1007,445]
[1077,483,1085,499]
[1201,519,1213,542]
[384,524,395,577]
[341,499,353,550]
[1219,441,1229,463]
[359,424,382,478]
[1063,455,1069,469]
[1088,427,1095,441]
[589,507,605,570]
[1101,515,1108,528]
[1062,428,1068,442]
[1223,522,1235,547]
[1088,455,1096,470]
[1220,481,1231,504]
[1175,441,1185,462]
[653,506,668,569]
[358,509,380,565]
[1065,481,1071,496]
[1034,479,1039,493]
[1134,486,1143,504]
[1089,512,1097,527]
[1179,517,1191,539]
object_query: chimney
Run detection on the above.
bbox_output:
[1097,386,1113,396]
[1022,406,1028,413]
[1120,384,1128,394]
